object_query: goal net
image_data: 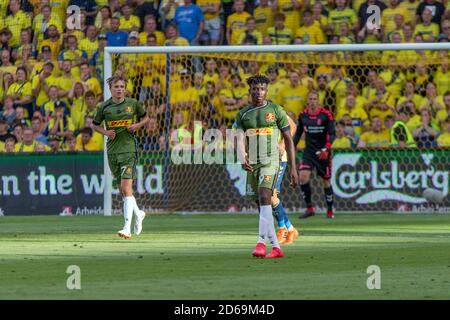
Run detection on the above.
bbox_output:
[103,43,450,215]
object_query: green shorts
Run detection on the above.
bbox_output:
[108,152,137,186]
[245,160,280,201]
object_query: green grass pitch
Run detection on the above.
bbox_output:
[0,213,449,300]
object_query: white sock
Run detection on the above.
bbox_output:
[130,196,141,216]
[123,196,134,232]
[258,211,268,244]
[261,205,280,249]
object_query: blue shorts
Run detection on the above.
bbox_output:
[275,161,287,193]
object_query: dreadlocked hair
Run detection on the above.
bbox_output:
[246,74,270,87]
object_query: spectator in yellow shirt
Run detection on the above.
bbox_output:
[0,49,17,75]
[39,24,63,61]
[273,0,301,32]
[381,0,408,40]
[75,127,102,151]
[332,120,353,148]
[364,78,396,123]
[414,8,440,41]
[358,115,391,148]
[276,71,309,118]
[47,135,62,153]
[3,137,16,153]
[435,92,450,129]
[171,69,200,123]
[267,13,293,45]
[79,25,99,62]
[253,0,274,35]
[216,62,232,91]
[32,4,63,49]
[68,82,87,131]
[58,35,88,78]
[164,23,190,46]
[296,10,326,44]
[31,61,60,108]
[266,65,289,103]
[139,14,166,46]
[226,0,251,45]
[437,118,450,147]
[379,59,407,97]
[7,66,33,118]
[119,3,141,32]
[218,72,249,124]
[48,0,69,23]
[203,58,220,87]
[41,85,69,120]
[338,22,356,43]
[411,107,440,148]
[47,103,75,140]
[4,0,31,48]
[327,0,358,35]
[328,65,352,108]
[398,0,420,24]
[95,6,112,33]
[336,94,370,135]
[397,81,424,110]
[419,82,445,116]
[238,17,263,44]
[80,62,102,99]
[400,22,415,43]
[14,127,40,152]
[62,134,77,152]
[362,69,379,101]
[12,29,33,63]
[434,55,450,96]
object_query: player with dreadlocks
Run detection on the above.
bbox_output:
[235,75,298,259]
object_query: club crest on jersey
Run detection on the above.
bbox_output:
[265,112,275,122]
[124,106,133,113]
[317,119,322,126]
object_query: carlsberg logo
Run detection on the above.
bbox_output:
[332,154,448,204]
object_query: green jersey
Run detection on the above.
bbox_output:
[235,100,290,166]
[93,97,145,154]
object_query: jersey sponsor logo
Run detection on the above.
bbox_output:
[246,127,273,136]
[124,106,133,113]
[265,112,275,122]
[107,119,132,127]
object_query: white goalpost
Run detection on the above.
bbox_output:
[103,43,450,216]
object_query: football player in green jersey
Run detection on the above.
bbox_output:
[235,75,298,259]
[92,75,150,239]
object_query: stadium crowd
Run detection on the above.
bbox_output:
[0,0,449,154]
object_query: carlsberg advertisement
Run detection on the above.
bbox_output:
[329,150,449,212]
